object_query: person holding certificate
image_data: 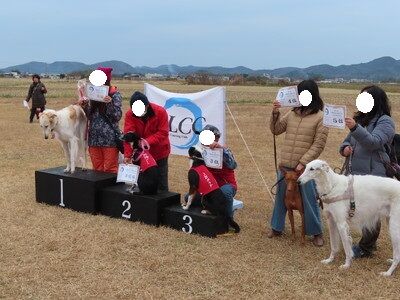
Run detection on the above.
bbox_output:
[339,85,395,258]
[201,125,238,217]
[267,80,329,247]
[183,124,238,216]
[78,67,122,173]
[123,91,171,192]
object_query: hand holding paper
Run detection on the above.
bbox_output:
[276,86,301,107]
[23,100,29,109]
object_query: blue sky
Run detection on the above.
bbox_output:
[1,0,399,69]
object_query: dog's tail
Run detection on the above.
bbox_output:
[228,217,241,233]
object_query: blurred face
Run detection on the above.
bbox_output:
[33,77,39,83]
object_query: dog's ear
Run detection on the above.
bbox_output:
[49,113,58,125]
[320,162,330,172]
[188,147,196,157]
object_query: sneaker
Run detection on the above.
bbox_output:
[267,229,282,238]
[352,245,372,258]
[312,234,324,247]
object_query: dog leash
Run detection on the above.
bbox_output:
[132,139,151,162]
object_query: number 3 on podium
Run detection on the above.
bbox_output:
[182,215,193,233]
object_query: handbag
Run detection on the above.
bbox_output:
[379,144,400,180]
[100,113,124,154]
[373,116,400,180]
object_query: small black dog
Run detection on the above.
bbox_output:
[183,146,240,233]
[122,132,159,195]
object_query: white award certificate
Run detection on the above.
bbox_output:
[86,84,109,102]
[323,104,346,129]
[202,147,223,169]
[117,164,140,184]
[276,86,301,107]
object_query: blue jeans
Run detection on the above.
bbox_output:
[220,184,236,218]
[183,184,236,217]
[270,171,322,236]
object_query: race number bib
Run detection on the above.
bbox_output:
[202,147,223,169]
[276,86,301,107]
[85,84,109,102]
[323,104,346,129]
[117,164,140,184]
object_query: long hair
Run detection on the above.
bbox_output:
[295,80,324,115]
[353,85,391,126]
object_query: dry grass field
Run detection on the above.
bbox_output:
[1,78,400,299]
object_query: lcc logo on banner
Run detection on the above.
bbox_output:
[165,97,205,150]
[144,83,226,156]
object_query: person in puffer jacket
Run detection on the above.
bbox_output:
[339,85,395,258]
[267,80,329,247]
[123,91,171,192]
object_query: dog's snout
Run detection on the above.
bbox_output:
[44,135,48,139]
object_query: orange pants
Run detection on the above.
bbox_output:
[89,146,119,173]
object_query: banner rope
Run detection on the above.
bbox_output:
[225,103,275,203]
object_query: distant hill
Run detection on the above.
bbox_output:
[1,56,400,81]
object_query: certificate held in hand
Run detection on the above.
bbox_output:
[202,147,223,169]
[86,84,109,102]
[276,86,301,107]
[323,104,346,129]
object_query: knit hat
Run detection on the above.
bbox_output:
[97,67,113,82]
[130,91,150,107]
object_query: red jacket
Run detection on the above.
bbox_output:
[209,167,237,191]
[124,103,171,161]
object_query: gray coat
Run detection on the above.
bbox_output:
[339,114,395,176]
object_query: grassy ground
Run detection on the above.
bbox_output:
[1,78,400,299]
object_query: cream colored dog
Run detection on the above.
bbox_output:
[39,105,87,173]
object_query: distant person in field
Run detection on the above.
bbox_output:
[25,74,47,123]
[78,67,122,173]
[267,79,329,247]
[123,91,171,192]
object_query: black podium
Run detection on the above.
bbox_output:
[99,184,180,226]
[162,205,229,238]
[35,166,117,214]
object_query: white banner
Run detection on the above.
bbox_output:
[144,83,226,156]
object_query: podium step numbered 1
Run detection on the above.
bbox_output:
[35,167,117,214]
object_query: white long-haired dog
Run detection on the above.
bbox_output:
[39,105,87,173]
[298,159,400,276]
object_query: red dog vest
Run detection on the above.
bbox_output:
[139,150,157,172]
[192,165,219,196]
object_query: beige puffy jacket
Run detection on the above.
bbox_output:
[270,109,329,169]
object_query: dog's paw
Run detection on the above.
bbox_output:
[201,210,210,215]
[339,263,351,270]
[63,168,71,173]
[321,258,334,265]
[182,206,189,210]
[380,271,392,277]
[387,258,394,265]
